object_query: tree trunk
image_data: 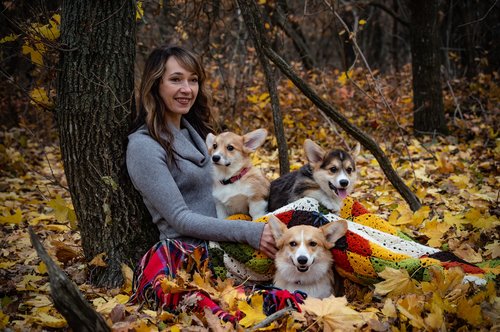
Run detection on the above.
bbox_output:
[56,0,158,287]
[237,0,290,175]
[409,0,448,136]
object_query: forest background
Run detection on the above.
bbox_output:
[0,0,498,331]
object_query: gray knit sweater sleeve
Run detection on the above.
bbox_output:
[126,124,265,249]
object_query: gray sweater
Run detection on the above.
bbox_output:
[126,118,265,249]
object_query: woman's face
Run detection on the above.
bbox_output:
[159,56,199,125]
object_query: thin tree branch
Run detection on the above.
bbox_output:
[237,0,421,211]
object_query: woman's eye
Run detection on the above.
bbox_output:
[191,77,199,83]
[290,241,297,247]
[227,145,234,151]
[330,167,338,173]
[213,144,217,149]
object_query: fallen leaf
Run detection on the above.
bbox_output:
[374,267,418,296]
[238,294,267,328]
[0,208,22,225]
[302,296,365,332]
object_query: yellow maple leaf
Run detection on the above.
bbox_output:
[0,261,16,269]
[412,205,430,225]
[421,219,450,247]
[0,208,23,225]
[89,252,107,267]
[0,33,19,43]
[449,174,470,189]
[421,266,469,301]
[302,296,365,332]
[472,215,498,230]
[29,312,66,328]
[22,43,45,66]
[238,294,267,328]
[414,167,433,183]
[374,267,418,296]
[337,70,353,86]
[453,243,482,264]
[121,263,133,294]
[436,152,455,173]
[0,311,9,329]
[396,294,425,329]
[457,298,482,326]
[424,300,444,330]
[484,241,500,258]
[443,211,466,228]
[136,1,144,21]
[388,205,420,227]
[381,298,397,318]
[47,195,75,223]
[191,272,218,296]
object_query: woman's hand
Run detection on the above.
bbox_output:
[259,223,277,259]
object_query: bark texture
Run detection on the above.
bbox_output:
[56,0,158,287]
[409,0,448,135]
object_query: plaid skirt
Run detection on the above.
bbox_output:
[129,239,210,310]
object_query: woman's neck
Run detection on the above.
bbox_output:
[165,113,182,130]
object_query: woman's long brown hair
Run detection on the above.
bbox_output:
[132,46,214,166]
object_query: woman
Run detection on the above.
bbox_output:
[126,45,277,322]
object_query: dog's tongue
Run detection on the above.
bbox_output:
[337,188,348,199]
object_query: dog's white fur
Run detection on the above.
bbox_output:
[268,215,347,298]
[206,129,270,220]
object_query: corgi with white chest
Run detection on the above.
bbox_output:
[268,214,347,298]
[268,139,360,213]
[206,129,270,220]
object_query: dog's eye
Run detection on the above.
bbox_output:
[212,143,217,149]
[346,167,353,174]
[289,241,297,247]
[227,145,234,151]
[309,241,317,247]
[330,166,338,173]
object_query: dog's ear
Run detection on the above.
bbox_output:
[304,139,325,165]
[267,214,287,242]
[321,219,348,249]
[206,133,216,149]
[351,142,361,158]
[243,128,268,153]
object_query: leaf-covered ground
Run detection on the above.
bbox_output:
[0,66,498,331]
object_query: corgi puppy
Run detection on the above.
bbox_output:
[268,139,360,213]
[206,129,270,220]
[268,215,347,298]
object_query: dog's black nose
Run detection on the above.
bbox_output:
[339,179,349,187]
[297,256,308,265]
[212,155,221,162]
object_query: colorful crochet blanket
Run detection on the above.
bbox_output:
[209,197,486,287]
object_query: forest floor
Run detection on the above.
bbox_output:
[0,66,498,331]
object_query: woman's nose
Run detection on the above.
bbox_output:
[179,80,191,92]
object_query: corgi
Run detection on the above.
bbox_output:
[206,129,270,220]
[268,139,360,213]
[268,214,347,298]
